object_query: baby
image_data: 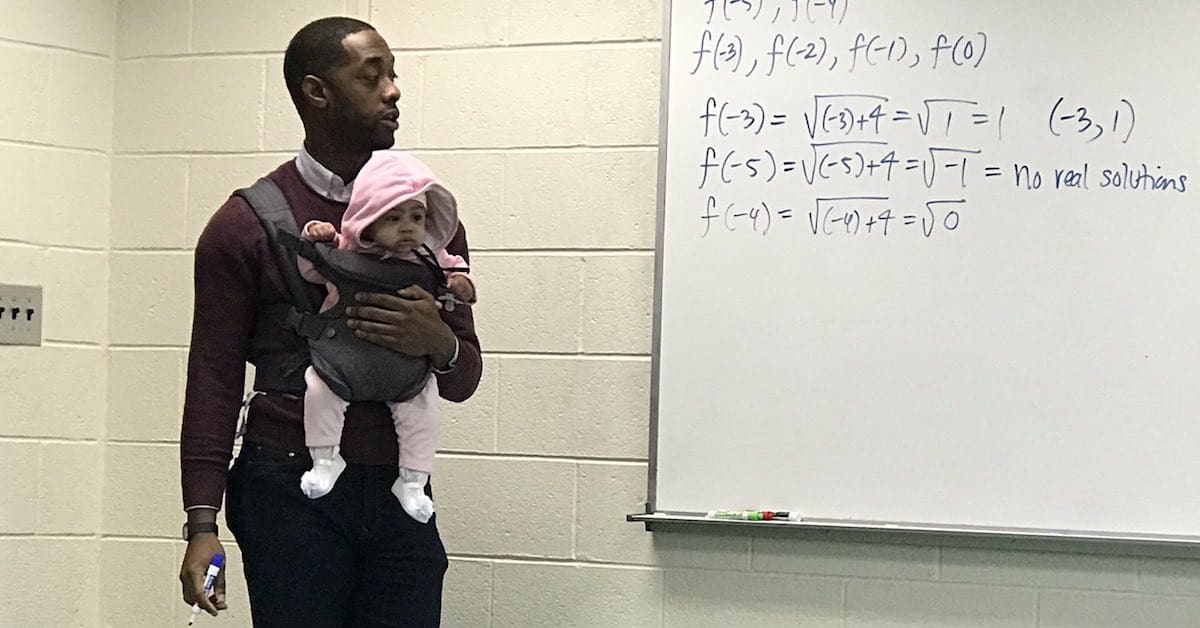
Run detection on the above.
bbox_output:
[297,151,475,523]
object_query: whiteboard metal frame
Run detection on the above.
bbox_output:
[636,0,1200,556]
[645,0,675,515]
[627,512,1200,558]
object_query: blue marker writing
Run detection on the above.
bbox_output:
[188,553,224,625]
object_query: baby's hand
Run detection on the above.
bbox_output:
[447,275,476,304]
[304,221,338,241]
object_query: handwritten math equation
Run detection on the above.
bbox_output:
[690,95,1186,239]
[696,156,1187,240]
[701,94,1136,144]
[680,1,1192,241]
[700,194,964,238]
[698,156,1188,239]
[691,30,987,76]
[696,94,1149,192]
[699,143,985,189]
[695,0,983,76]
[702,0,851,26]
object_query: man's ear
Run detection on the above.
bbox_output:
[300,74,331,110]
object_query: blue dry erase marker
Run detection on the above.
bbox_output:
[188,553,225,625]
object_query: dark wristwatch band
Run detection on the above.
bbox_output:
[182,521,219,541]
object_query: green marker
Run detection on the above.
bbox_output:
[706,510,799,521]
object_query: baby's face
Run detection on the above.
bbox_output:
[363,199,427,253]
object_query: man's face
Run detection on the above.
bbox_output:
[323,29,401,151]
[363,200,427,253]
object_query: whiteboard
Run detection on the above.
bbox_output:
[651,0,1200,538]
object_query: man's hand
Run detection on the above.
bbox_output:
[345,285,457,367]
[179,534,227,617]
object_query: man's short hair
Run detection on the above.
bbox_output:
[283,17,375,111]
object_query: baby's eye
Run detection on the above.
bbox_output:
[412,214,424,222]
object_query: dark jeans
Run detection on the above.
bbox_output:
[225,442,448,627]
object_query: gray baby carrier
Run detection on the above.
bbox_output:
[236,178,443,403]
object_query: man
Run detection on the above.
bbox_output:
[177,17,481,627]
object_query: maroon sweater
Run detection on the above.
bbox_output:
[180,160,482,510]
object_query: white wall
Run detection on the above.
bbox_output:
[0,1,114,626]
[5,1,1200,626]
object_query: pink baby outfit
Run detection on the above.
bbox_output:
[299,151,474,475]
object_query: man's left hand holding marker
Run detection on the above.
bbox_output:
[180,518,227,619]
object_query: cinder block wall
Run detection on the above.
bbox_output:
[0,1,114,627]
[8,1,1200,627]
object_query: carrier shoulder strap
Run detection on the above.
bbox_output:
[414,244,451,278]
[234,178,325,338]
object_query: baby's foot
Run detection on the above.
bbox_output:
[391,473,434,523]
[299,450,347,499]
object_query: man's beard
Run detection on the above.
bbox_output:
[329,99,395,151]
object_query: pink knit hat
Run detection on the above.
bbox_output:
[339,151,458,254]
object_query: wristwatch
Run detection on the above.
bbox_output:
[182,521,219,541]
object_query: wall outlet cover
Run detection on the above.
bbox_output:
[0,284,43,346]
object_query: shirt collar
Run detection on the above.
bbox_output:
[294,144,353,203]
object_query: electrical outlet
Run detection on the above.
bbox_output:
[0,284,42,346]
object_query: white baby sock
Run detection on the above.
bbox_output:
[299,445,347,499]
[391,467,434,523]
